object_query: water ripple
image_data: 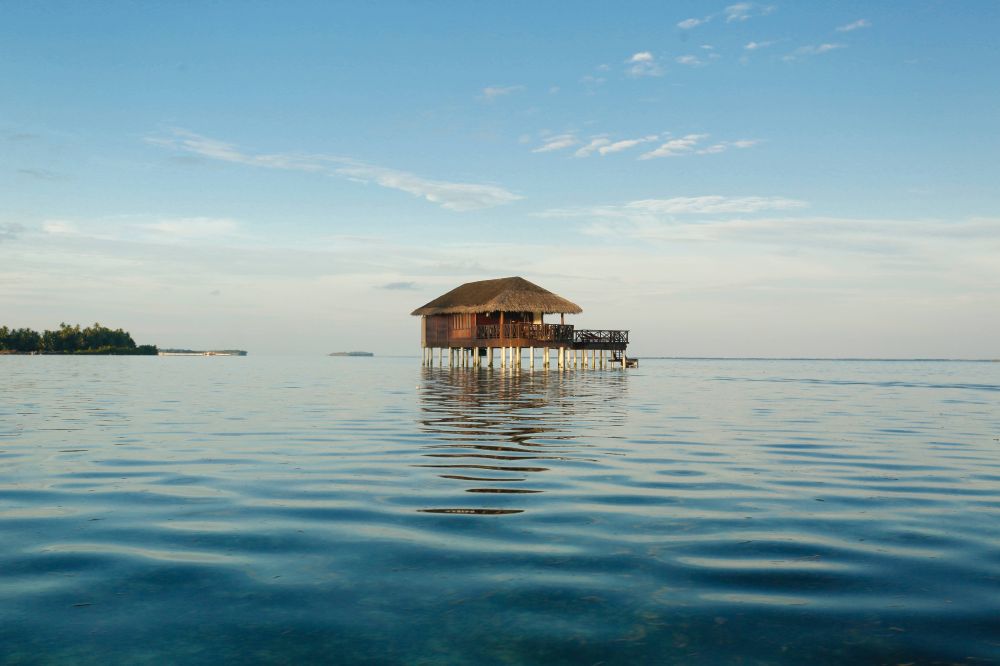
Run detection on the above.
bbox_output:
[0,357,998,663]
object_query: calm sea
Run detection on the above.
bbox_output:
[1,357,998,664]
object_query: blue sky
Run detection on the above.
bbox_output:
[2,1,998,356]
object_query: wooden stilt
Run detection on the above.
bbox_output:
[488,346,493,367]
[530,346,535,369]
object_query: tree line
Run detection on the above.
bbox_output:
[0,323,158,355]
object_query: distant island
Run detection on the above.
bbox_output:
[329,351,374,357]
[0,323,157,355]
[159,349,248,356]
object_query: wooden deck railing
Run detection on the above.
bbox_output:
[475,323,575,343]
[471,323,628,347]
[573,329,629,346]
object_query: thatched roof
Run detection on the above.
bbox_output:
[411,277,583,316]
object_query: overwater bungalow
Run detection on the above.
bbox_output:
[412,276,635,368]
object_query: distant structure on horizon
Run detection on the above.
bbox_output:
[411,276,635,369]
[159,349,247,357]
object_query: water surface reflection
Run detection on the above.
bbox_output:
[416,367,628,514]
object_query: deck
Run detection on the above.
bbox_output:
[426,322,628,351]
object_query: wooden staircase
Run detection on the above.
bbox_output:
[610,352,638,368]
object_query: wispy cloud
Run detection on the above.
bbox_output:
[538,195,806,221]
[676,55,706,67]
[379,281,418,291]
[836,18,871,32]
[625,51,664,77]
[600,135,660,155]
[745,40,774,50]
[677,4,773,36]
[678,16,710,29]
[17,168,64,181]
[142,217,240,240]
[0,222,26,243]
[639,134,709,159]
[148,129,521,212]
[628,195,803,215]
[532,134,579,153]
[480,85,525,101]
[336,164,522,211]
[725,3,775,23]
[42,220,78,235]
[698,138,761,154]
[576,213,1000,260]
[537,195,810,242]
[580,74,607,93]
[573,135,659,158]
[725,3,752,22]
[784,43,846,61]
[574,137,610,158]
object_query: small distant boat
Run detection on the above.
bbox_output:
[329,351,374,357]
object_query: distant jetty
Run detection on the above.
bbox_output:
[159,349,247,357]
[329,351,374,357]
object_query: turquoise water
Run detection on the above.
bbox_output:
[1,357,998,664]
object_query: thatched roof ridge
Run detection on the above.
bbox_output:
[411,277,583,316]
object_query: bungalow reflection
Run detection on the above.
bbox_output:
[415,366,629,515]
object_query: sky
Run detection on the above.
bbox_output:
[1,1,998,357]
